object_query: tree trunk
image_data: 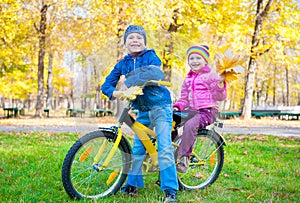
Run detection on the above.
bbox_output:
[82,56,88,110]
[162,9,183,81]
[272,66,277,105]
[46,53,53,109]
[114,18,126,117]
[241,0,274,119]
[67,51,75,109]
[285,66,289,106]
[96,85,101,109]
[35,4,48,117]
[264,81,268,105]
[282,88,285,105]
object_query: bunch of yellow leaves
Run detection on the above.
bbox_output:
[120,86,143,100]
[215,49,245,83]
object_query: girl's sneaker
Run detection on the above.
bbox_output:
[176,156,189,173]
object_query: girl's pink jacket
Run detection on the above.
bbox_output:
[173,65,227,111]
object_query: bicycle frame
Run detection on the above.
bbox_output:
[92,79,226,172]
[93,80,173,171]
[94,103,160,172]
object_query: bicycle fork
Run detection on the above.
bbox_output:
[92,127,123,171]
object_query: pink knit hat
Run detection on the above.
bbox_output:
[186,45,210,63]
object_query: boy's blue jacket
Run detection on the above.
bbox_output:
[101,49,171,111]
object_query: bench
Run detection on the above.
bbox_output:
[219,111,241,119]
[66,108,85,117]
[66,108,74,117]
[3,107,24,118]
[73,109,85,117]
[90,109,113,117]
[44,108,50,117]
[251,112,276,119]
[277,112,300,120]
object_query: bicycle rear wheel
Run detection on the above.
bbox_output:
[175,129,225,190]
[62,130,132,199]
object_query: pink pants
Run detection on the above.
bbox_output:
[178,108,218,156]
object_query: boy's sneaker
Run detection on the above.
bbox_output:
[163,192,177,203]
[120,185,138,196]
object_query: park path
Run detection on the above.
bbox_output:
[0,122,299,137]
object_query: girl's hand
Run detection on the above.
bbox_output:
[217,73,226,88]
[173,106,179,111]
[219,73,226,82]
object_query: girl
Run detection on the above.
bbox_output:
[173,45,227,173]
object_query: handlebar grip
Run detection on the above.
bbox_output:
[157,80,172,87]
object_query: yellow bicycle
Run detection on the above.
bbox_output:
[61,80,226,199]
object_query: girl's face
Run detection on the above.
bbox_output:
[125,33,146,54]
[188,53,207,73]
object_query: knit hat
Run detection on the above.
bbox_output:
[124,25,147,45]
[186,45,210,63]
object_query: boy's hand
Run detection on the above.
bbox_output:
[113,86,143,100]
[122,86,143,99]
[112,91,124,99]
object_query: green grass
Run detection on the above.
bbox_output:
[0,131,299,203]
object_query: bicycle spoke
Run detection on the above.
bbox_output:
[62,130,132,199]
[176,130,224,190]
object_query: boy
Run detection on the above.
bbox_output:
[101,25,178,203]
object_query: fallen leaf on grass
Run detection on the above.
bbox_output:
[258,167,264,172]
[229,187,240,191]
[273,192,281,196]
[194,172,204,178]
[247,193,255,199]
[244,173,250,177]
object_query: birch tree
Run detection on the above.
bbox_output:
[242,0,274,119]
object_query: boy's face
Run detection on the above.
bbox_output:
[188,53,207,73]
[125,33,146,54]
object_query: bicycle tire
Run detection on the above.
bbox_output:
[175,129,225,190]
[62,130,132,199]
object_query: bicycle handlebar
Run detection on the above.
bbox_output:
[121,80,172,100]
[143,80,172,87]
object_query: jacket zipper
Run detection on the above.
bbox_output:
[192,73,196,108]
[133,57,136,74]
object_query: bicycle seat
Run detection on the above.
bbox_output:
[173,111,191,127]
[173,111,189,119]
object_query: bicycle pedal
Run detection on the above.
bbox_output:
[148,167,160,172]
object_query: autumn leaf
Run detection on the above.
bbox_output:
[215,49,246,83]
[242,150,248,155]
[229,187,240,191]
[121,86,143,100]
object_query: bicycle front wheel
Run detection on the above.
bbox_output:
[175,129,225,190]
[62,130,132,199]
